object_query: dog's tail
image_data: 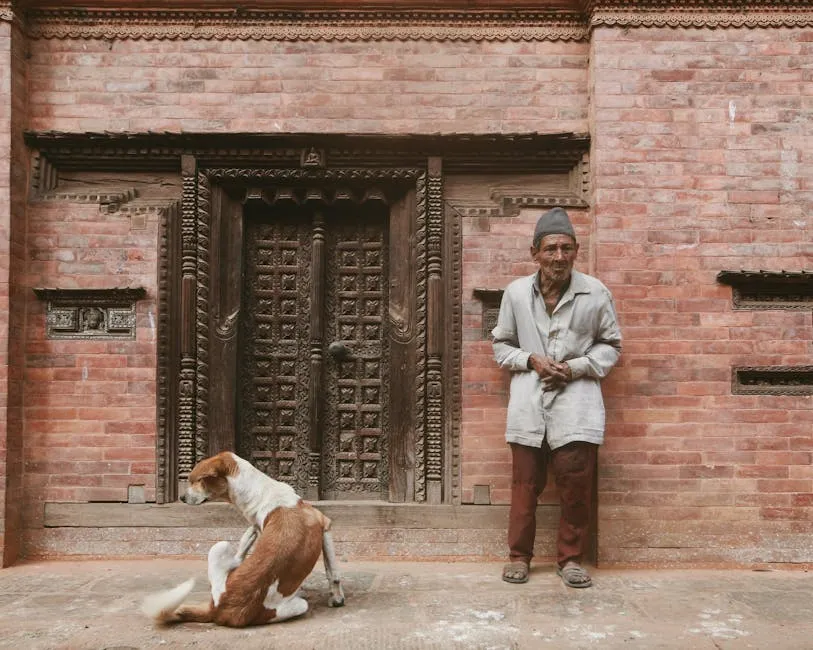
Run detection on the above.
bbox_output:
[141,578,213,625]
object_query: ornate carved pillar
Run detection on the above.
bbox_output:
[308,210,327,499]
[178,155,198,483]
[425,157,444,504]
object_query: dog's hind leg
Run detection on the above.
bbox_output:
[208,541,243,607]
[247,597,309,627]
[321,530,345,607]
[272,596,309,622]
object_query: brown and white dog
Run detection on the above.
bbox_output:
[141,451,345,627]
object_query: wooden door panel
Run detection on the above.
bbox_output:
[240,203,390,500]
[240,211,312,494]
[322,211,389,500]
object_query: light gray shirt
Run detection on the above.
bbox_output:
[491,270,622,449]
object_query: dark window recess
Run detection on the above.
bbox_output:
[733,366,813,396]
[716,270,813,310]
[473,288,504,340]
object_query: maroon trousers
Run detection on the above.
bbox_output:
[508,441,597,568]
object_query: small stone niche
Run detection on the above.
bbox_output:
[33,287,147,340]
[472,288,504,340]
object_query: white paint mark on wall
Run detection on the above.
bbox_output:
[82,365,88,381]
[148,310,156,340]
[729,100,736,122]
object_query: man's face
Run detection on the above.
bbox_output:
[531,234,579,286]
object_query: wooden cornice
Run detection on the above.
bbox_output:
[588,1,813,29]
[10,1,812,38]
[18,1,583,9]
[23,5,588,42]
[24,131,592,176]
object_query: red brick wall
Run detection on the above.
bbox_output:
[0,21,12,566]
[14,21,813,567]
[591,27,813,565]
[22,201,160,520]
[21,36,588,522]
[27,39,588,134]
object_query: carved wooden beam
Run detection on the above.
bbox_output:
[33,287,146,340]
[717,270,813,311]
[733,366,813,396]
[20,0,580,8]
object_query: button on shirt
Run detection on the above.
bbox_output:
[491,270,622,450]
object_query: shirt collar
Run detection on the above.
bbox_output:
[531,269,590,298]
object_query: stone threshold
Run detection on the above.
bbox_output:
[44,501,558,529]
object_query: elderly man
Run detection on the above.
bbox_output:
[492,206,622,588]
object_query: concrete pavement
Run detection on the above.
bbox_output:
[0,559,811,649]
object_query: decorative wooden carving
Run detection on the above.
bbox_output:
[24,132,591,177]
[200,166,425,501]
[473,288,505,340]
[589,2,813,29]
[452,193,587,219]
[309,211,327,499]
[301,147,326,169]
[30,152,57,196]
[33,287,145,340]
[27,8,588,42]
[28,3,813,41]
[156,200,181,504]
[443,201,463,504]
[716,270,813,310]
[177,155,198,480]
[321,213,391,499]
[425,157,444,504]
[195,170,212,467]
[38,186,138,213]
[240,212,314,494]
[26,132,589,505]
[413,172,428,502]
[733,366,813,396]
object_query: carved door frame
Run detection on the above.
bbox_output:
[168,160,447,504]
[24,130,591,511]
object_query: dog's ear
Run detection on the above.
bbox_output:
[188,457,220,483]
[190,452,237,482]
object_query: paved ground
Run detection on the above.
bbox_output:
[0,559,811,649]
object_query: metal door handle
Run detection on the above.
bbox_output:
[327,341,353,361]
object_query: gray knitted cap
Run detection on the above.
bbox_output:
[533,207,576,244]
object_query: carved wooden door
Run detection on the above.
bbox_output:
[239,202,390,500]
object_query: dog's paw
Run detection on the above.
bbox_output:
[328,593,345,608]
